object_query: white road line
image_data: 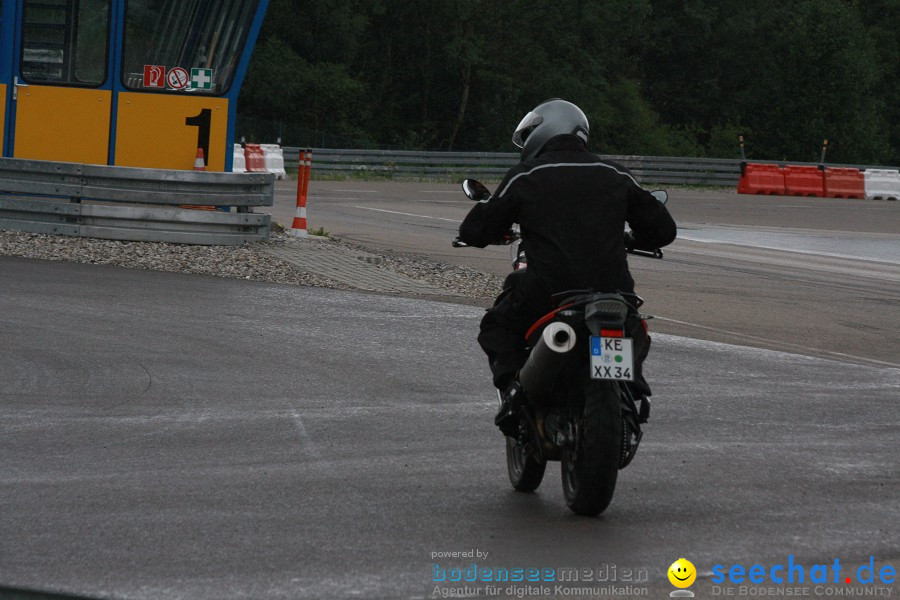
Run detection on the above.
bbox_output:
[289,410,322,459]
[353,206,459,222]
[656,316,900,369]
[675,235,899,265]
[275,193,362,200]
[421,200,472,203]
[308,197,363,201]
[333,189,378,193]
[683,202,816,208]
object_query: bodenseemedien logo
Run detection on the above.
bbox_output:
[668,558,696,598]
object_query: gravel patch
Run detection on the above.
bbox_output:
[377,253,502,299]
[0,228,503,301]
[333,239,504,300]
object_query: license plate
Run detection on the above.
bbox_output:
[590,336,634,381]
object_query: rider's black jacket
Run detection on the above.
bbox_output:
[459,135,677,301]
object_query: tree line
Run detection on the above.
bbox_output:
[237,0,899,165]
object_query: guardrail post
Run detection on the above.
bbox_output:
[67,196,80,224]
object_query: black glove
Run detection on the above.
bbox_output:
[623,231,636,252]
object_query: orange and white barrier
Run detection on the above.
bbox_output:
[234,142,290,177]
[738,162,898,200]
[291,149,312,238]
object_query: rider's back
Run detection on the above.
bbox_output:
[460,134,676,299]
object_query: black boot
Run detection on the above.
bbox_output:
[494,380,523,437]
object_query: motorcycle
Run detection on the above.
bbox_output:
[454,179,667,516]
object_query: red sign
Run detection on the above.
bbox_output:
[143,65,165,89]
[166,67,189,90]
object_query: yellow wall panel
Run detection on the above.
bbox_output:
[115,93,228,171]
[13,86,111,164]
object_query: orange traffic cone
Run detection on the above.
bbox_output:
[193,148,206,171]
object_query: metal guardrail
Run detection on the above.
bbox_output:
[0,158,274,245]
[281,147,894,187]
[282,147,742,185]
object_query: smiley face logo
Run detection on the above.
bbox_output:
[668,558,697,588]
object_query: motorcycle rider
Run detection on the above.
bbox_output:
[458,99,677,434]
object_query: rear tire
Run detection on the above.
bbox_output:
[506,431,546,492]
[560,380,622,516]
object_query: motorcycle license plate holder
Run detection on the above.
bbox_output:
[589,336,635,381]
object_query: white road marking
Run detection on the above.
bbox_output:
[682,202,816,208]
[290,410,322,459]
[308,197,363,201]
[353,206,459,222]
[275,192,361,200]
[656,316,900,369]
[333,189,378,193]
[675,234,899,265]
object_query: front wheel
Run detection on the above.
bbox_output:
[561,380,622,516]
[506,429,546,492]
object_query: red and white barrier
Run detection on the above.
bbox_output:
[739,162,897,200]
[291,149,312,238]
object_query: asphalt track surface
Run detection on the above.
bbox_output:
[1,182,899,600]
[271,181,900,368]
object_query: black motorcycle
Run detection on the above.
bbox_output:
[454,179,667,516]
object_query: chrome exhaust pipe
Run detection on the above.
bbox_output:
[518,322,576,395]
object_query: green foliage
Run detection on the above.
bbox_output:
[237,0,899,165]
[708,123,750,159]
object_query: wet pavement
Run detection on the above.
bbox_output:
[0,257,897,600]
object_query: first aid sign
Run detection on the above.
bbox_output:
[191,68,213,91]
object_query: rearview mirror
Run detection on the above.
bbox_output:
[650,190,668,205]
[462,179,492,201]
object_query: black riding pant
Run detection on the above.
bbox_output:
[477,271,549,390]
[477,271,653,395]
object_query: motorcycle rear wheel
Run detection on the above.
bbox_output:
[560,380,622,516]
[506,432,546,492]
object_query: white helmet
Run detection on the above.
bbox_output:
[512,99,589,160]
